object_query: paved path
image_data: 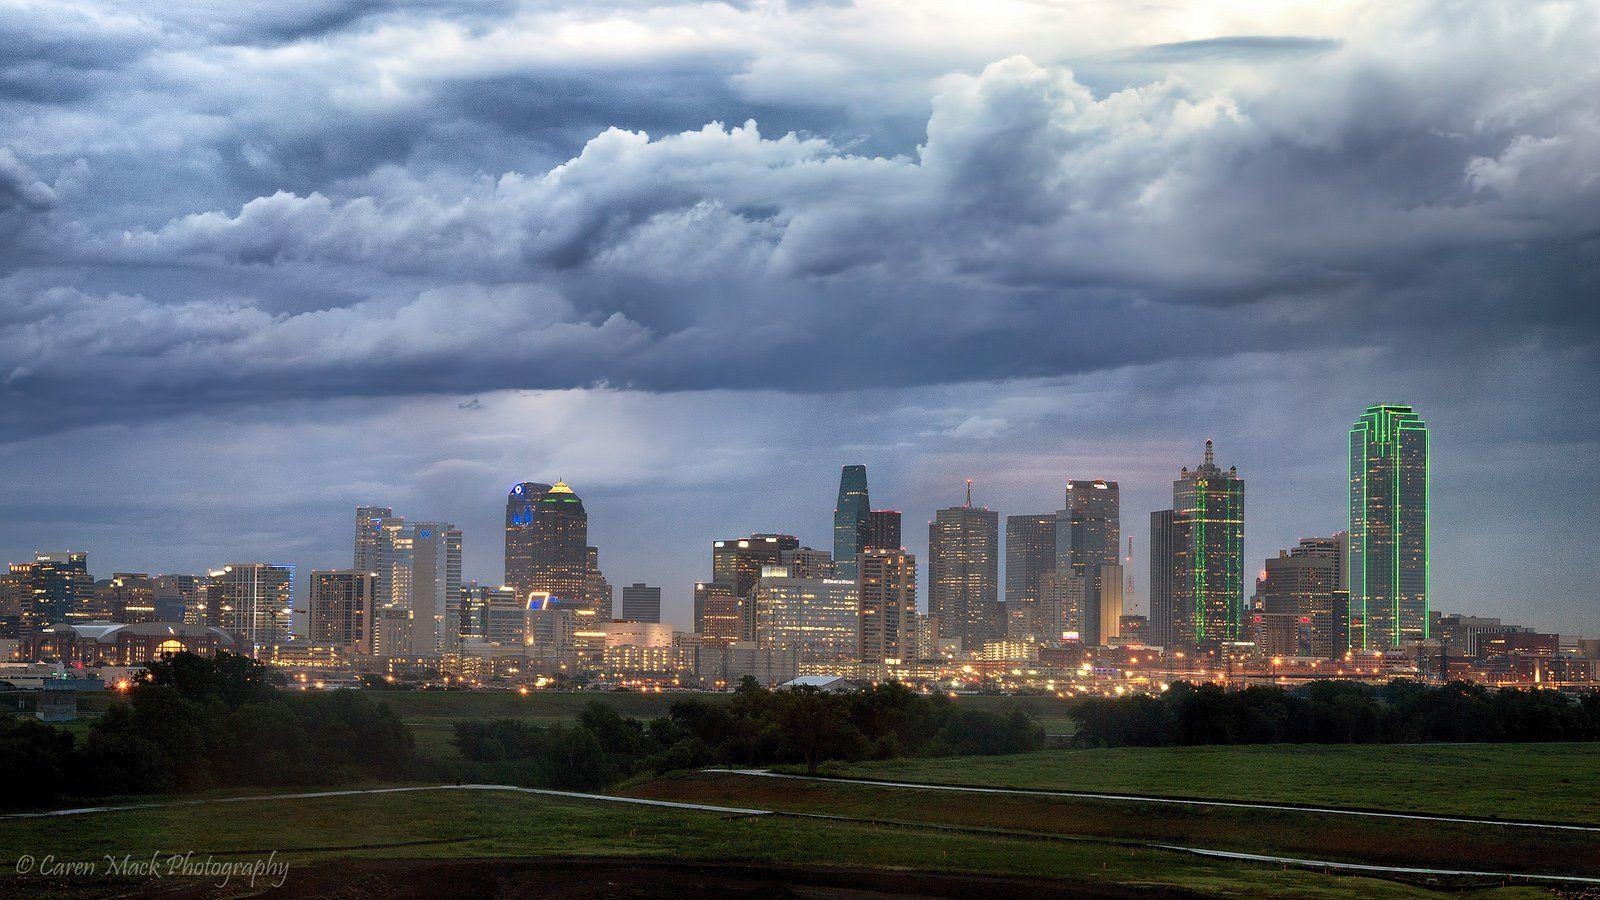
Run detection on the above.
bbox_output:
[1,784,771,820]
[707,769,1600,833]
[7,782,1599,887]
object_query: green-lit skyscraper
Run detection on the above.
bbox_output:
[833,465,870,580]
[1349,404,1430,650]
[1154,441,1244,648]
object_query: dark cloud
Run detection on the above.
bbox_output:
[0,0,1596,630]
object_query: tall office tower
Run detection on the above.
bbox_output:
[503,482,551,592]
[621,582,662,623]
[693,581,743,646]
[711,533,799,639]
[752,568,859,660]
[1257,535,1349,658]
[12,552,94,629]
[408,522,463,653]
[1148,509,1183,647]
[211,563,294,652]
[1005,514,1058,636]
[524,481,589,605]
[1096,563,1125,645]
[354,506,392,575]
[858,548,917,664]
[781,547,834,579]
[865,510,902,551]
[1349,404,1430,649]
[1056,480,1121,646]
[1160,440,1245,648]
[92,573,158,623]
[928,482,1001,651]
[585,546,613,618]
[309,570,374,651]
[832,465,871,580]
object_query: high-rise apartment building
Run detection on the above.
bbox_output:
[1056,480,1120,645]
[621,582,662,623]
[1255,534,1349,658]
[502,482,551,593]
[354,506,391,576]
[928,482,1000,651]
[92,573,158,623]
[211,563,294,652]
[1349,404,1430,649]
[309,570,374,651]
[832,465,871,580]
[585,545,613,619]
[1152,441,1245,648]
[858,548,917,664]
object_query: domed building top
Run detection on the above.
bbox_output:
[548,480,574,494]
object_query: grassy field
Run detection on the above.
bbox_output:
[0,789,1545,898]
[625,770,1600,879]
[818,743,1600,824]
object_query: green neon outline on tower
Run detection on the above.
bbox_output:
[1349,404,1429,650]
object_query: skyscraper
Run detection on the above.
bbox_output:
[832,465,870,580]
[1154,441,1245,648]
[524,481,589,606]
[858,547,917,664]
[1148,509,1183,648]
[693,581,743,646]
[1056,480,1120,644]
[309,570,374,651]
[621,582,662,623]
[1255,534,1349,658]
[503,482,551,593]
[354,506,392,576]
[1349,404,1430,649]
[408,521,463,653]
[928,481,1000,651]
[585,545,613,619]
[752,569,859,660]
[1005,514,1057,638]
[780,546,834,578]
[865,509,902,552]
[10,552,93,629]
[211,563,294,653]
[711,533,799,639]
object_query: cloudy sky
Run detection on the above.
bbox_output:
[2,0,1596,633]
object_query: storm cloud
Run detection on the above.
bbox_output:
[1,0,1596,630]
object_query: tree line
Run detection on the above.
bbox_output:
[2,652,414,810]
[1070,680,1600,747]
[449,678,1045,790]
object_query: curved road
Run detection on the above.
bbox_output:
[707,768,1600,833]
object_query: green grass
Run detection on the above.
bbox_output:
[823,743,1600,824]
[0,789,1539,898]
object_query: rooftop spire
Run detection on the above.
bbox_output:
[1203,439,1215,468]
[965,478,973,508]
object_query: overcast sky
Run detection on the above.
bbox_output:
[2,0,1596,633]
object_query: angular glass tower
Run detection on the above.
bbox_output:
[832,465,870,580]
[1349,404,1429,650]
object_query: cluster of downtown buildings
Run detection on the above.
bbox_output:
[5,404,1598,691]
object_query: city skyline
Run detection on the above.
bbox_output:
[6,408,1593,637]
